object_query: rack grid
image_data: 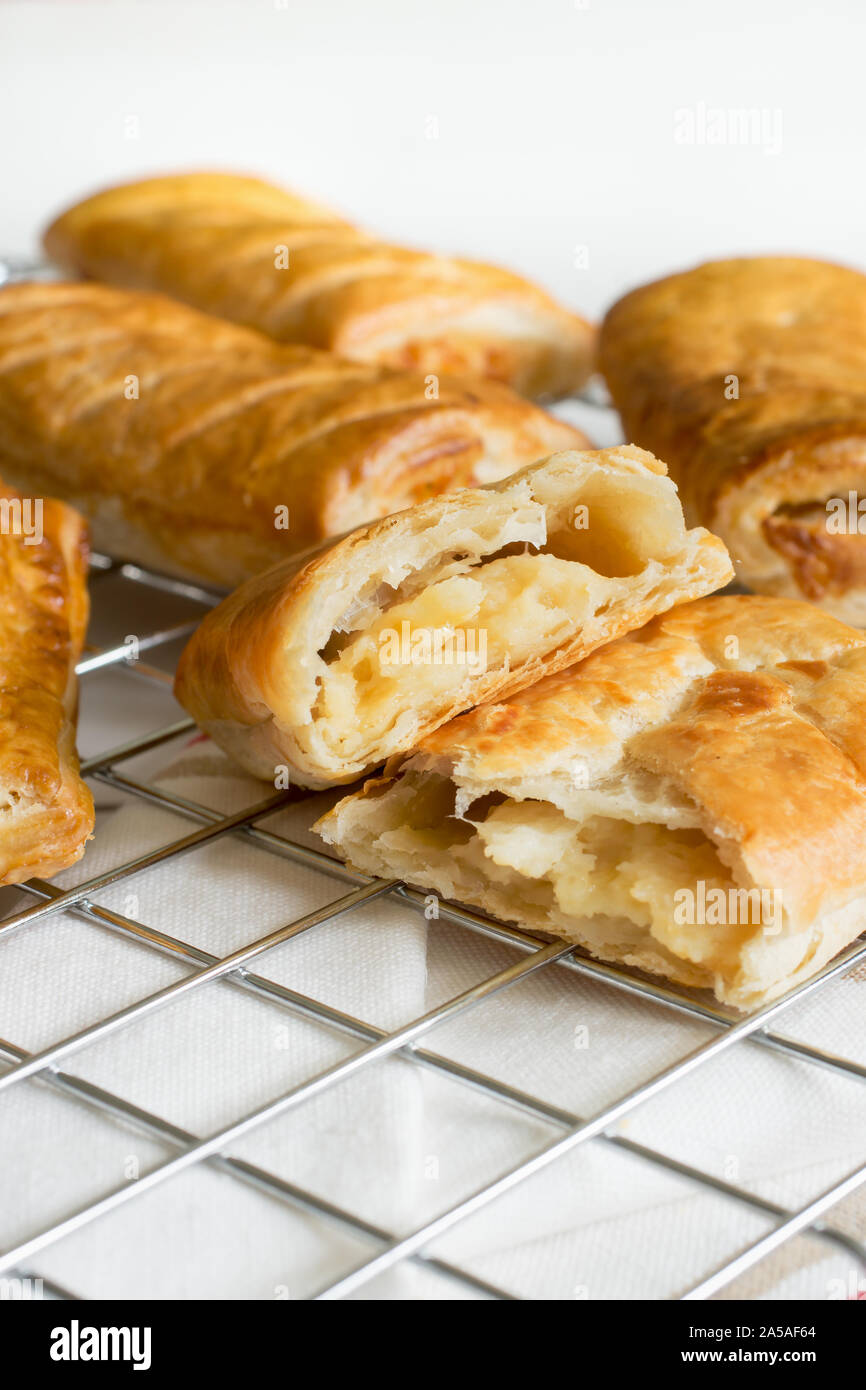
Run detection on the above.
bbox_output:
[1,543,865,1302]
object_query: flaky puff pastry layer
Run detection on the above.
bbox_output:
[174,446,732,789]
[43,171,595,400]
[599,257,866,624]
[0,281,585,587]
[0,478,94,886]
[318,595,866,1009]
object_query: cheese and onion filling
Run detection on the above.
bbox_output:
[370,780,769,978]
[472,802,757,973]
[316,552,603,755]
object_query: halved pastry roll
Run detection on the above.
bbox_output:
[0,281,585,587]
[317,595,866,1009]
[0,477,94,886]
[173,446,732,788]
[43,171,595,400]
[599,257,866,625]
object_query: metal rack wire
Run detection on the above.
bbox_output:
[1,547,865,1303]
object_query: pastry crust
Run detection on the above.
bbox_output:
[174,446,732,788]
[43,171,595,400]
[598,257,866,624]
[0,281,586,587]
[0,477,94,886]
[317,594,866,1009]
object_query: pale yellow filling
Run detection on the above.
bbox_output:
[376,793,763,976]
[316,554,600,755]
[472,803,757,973]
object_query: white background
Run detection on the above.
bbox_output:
[2,0,864,318]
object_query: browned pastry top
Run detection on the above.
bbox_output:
[0,280,583,584]
[415,593,866,929]
[43,171,595,398]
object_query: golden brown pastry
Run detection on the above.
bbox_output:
[317,594,866,1009]
[0,281,586,587]
[43,171,595,400]
[173,446,732,789]
[599,257,866,625]
[0,477,94,886]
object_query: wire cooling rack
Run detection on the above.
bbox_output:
[0,547,865,1303]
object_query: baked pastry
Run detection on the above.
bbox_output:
[317,594,866,1009]
[0,281,586,587]
[173,446,732,789]
[599,257,866,625]
[43,171,595,399]
[0,477,94,886]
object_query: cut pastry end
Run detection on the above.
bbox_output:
[174,445,733,789]
[0,779,95,888]
[715,431,866,625]
[317,771,772,1008]
[0,480,95,887]
[316,594,866,1009]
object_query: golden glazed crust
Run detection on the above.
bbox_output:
[0,281,586,587]
[174,446,732,788]
[317,595,866,1008]
[43,171,596,400]
[598,257,866,623]
[0,477,94,886]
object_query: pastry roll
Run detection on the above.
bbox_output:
[0,281,585,588]
[0,477,94,886]
[599,257,866,625]
[173,446,732,789]
[43,172,595,400]
[317,595,866,1009]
